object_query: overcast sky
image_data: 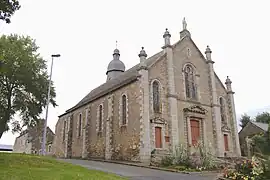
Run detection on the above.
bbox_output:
[1,0,270,145]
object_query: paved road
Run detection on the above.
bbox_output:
[60,159,219,180]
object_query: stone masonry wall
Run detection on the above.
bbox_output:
[172,37,215,152]
[110,81,141,161]
[168,37,235,156]
[70,108,85,158]
[52,117,65,157]
[86,97,107,159]
[148,56,170,151]
[54,80,140,161]
[67,114,73,158]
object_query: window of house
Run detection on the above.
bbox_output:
[184,65,196,99]
[153,81,161,113]
[98,105,102,132]
[219,97,226,123]
[78,114,82,137]
[190,119,200,146]
[122,95,127,125]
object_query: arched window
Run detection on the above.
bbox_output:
[219,97,226,123]
[153,81,160,113]
[78,114,82,137]
[184,65,196,99]
[98,105,102,131]
[122,95,127,125]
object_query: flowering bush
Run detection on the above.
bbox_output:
[223,156,264,180]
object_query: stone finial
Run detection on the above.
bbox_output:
[225,76,232,84]
[182,17,187,30]
[205,45,212,54]
[163,28,171,48]
[138,47,147,58]
[163,28,171,38]
[205,45,214,63]
[137,47,148,70]
[225,76,234,93]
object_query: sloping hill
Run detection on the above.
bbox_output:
[0,153,126,180]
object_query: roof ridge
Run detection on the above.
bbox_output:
[61,49,165,116]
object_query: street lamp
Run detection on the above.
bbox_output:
[41,54,61,156]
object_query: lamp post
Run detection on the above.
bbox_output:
[41,54,60,156]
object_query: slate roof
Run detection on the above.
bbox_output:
[59,50,166,117]
[251,122,269,131]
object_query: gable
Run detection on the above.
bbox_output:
[239,121,266,140]
[173,36,227,92]
[172,36,209,79]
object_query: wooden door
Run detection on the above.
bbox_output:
[224,134,229,151]
[155,127,162,148]
[190,120,200,146]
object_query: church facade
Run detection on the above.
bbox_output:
[52,19,241,163]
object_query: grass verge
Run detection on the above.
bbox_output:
[0,153,126,180]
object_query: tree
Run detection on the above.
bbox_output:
[0,0,21,23]
[255,112,270,124]
[0,34,57,139]
[239,113,252,128]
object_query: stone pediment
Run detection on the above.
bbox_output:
[150,117,166,124]
[222,124,231,132]
[183,105,207,115]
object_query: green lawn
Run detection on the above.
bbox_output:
[0,153,126,180]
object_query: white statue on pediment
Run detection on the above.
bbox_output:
[182,17,187,30]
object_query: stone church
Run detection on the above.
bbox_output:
[52,18,241,163]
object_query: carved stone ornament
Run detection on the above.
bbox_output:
[150,117,166,124]
[221,124,231,132]
[183,105,208,115]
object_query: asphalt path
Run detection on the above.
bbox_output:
[60,159,219,180]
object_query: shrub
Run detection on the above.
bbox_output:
[194,140,218,170]
[223,156,265,180]
[173,144,191,167]
[161,141,218,171]
[161,155,174,166]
